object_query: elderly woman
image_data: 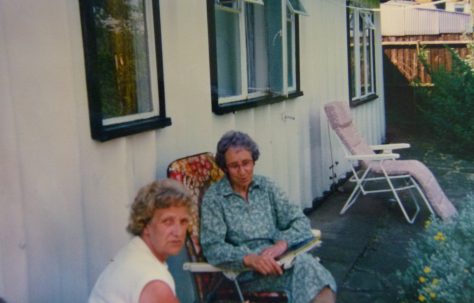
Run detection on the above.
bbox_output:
[200,131,337,303]
[89,179,193,303]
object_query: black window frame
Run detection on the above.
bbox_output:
[346,1,378,107]
[207,0,304,115]
[78,0,171,142]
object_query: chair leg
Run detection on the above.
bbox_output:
[340,185,362,215]
[382,169,420,224]
[392,190,419,224]
[410,177,436,216]
[340,166,434,224]
[232,279,246,303]
[340,168,369,215]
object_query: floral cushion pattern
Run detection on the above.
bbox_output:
[167,152,225,258]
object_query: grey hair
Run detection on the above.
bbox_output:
[215,130,260,170]
[127,179,193,236]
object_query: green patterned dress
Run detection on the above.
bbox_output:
[200,175,337,302]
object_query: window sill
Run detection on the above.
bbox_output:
[350,93,378,107]
[212,91,304,115]
[91,116,172,142]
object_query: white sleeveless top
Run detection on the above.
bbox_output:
[89,236,175,303]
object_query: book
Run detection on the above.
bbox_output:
[276,236,322,269]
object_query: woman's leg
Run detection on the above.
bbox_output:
[312,286,336,303]
[239,254,337,303]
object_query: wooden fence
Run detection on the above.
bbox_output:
[383,33,473,84]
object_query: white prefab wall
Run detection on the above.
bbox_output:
[0,0,385,302]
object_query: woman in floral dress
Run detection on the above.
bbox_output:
[200,130,337,303]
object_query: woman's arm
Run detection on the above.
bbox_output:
[267,178,314,247]
[200,194,251,270]
[139,280,179,303]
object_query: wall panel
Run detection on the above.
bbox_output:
[0,1,386,302]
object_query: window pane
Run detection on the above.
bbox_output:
[287,0,308,16]
[365,28,373,93]
[92,0,153,119]
[216,0,239,10]
[359,14,367,96]
[215,8,242,97]
[246,3,267,94]
[245,0,264,5]
[265,0,284,94]
[359,12,375,97]
[347,7,375,102]
[349,10,356,98]
[287,13,295,90]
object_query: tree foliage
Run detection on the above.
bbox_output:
[414,45,474,158]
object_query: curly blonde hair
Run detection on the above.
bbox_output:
[127,179,193,236]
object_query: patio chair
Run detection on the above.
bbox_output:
[323,101,457,223]
[168,152,299,303]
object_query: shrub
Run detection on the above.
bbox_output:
[397,195,474,302]
[414,45,474,157]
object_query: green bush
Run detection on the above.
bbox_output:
[397,195,474,302]
[414,45,474,157]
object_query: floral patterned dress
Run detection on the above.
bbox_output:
[200,175,337,302]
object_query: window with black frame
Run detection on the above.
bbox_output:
[208,0,307,114]
[79,0,170,141]
[347,2,377,106]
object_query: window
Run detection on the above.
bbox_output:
[208,0,307,114]
[454,4,465,13]
[347,3,377,106]
[79,0,170,141]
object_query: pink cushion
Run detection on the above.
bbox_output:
[325,101,374,167]
[324,101,353,128]
[370,160,457,220]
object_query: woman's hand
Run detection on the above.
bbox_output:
[243,254,283,276]
[260,240,288,259]
[243,241,288,275]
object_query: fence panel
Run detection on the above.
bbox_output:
[382,34,472,84]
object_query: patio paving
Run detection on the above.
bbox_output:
[307,100,474,303]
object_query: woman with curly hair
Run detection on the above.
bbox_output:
[89,179,193,303]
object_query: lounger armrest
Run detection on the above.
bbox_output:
[183,230,322,274]
[370,143,410,153]
[183,262,242,280]
[346,153,400,161]
[183,262,222,273]
[311,229,321,239]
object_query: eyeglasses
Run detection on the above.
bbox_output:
[226,159,254,171]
